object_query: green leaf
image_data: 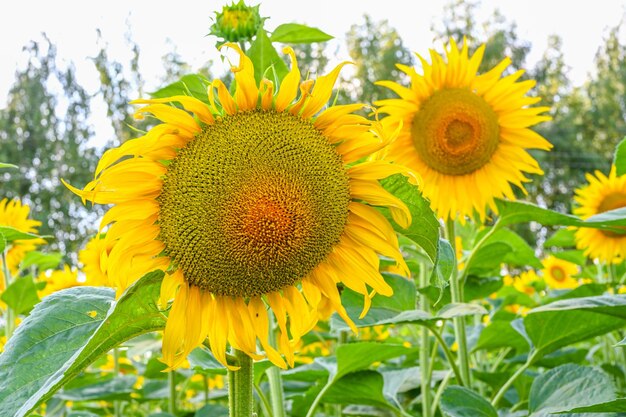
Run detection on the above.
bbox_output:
[381,174,440,262]
[334,343,411,380]
[188,347,226,375]
[524,295,626,358]
[0,271,166,417]
[0,163,17,169]
[323,370,396,411]
[331,272,416,331]
[248,28,289,84]
[559,399,626,413]
[431,238,454,289]
[21,251,63,270]
[614,137,626,176]
[496,200,626,234]
[544,228,577,248]
[270,23,333,43]
[473,321,530,353]
[553,250,587,266]
[528,364,616,417]
[440,386,498,417]
[59,375,136,401]
[0,275,40,314]
[0,226,46,244]
[490,229,542,269]
[150,74,211,104]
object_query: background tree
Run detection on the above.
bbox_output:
[340,14,413,105]
[0,36,100,256]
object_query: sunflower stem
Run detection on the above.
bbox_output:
[168,368,177,415]
[113,348,122,417]
[419,265,432,417]
[445,218,471,387]
[267,312,286,417]
[1,251,15,340]
[229,349,254,417]
[424,324,464,387]
[491,350,537,407]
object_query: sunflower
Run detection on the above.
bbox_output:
[541,255,579,290]
[376,39,552,221]
[0,198,43,289]
[65,44,413,370]
[574,166,626,263]
[79,234,113,287]
[37,265,82,298]
[503,269,539,295]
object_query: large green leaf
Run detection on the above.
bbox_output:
[559,399,626,413]
[0,163,17,169]
[613,137,626,176]
[270,23,333,43]
[431,238,454,289]
[334,343,411,380]
[150,74,211,104]
[0,226,46,244]
[380,174,440,262]
[544,228,576,248]
[0,271,166,417]
[248,28,289,84]
[528,364,617,417]
[20,251,63,270]
[473,320,530,353]
[440,386,498,417]
[323,370,395,411]
[523,295,626,357]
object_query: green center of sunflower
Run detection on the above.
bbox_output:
[551,266,566,282]
[157,109,350,297]
[411,88,500,175]
[598,192,626,237]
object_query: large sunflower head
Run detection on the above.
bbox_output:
[65,44,414,370]
[376,39,552,221]
[574,166,626,263]
[0,198,43,287]
[541,255,579,290]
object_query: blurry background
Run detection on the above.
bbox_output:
[1,0,625,256]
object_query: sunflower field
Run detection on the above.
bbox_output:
[3,1,626,417]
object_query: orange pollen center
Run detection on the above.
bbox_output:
[411,88,500,176]
[551,266,566,282]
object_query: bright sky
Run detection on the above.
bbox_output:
[1,0,625,145]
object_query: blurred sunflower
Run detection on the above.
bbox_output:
[79,234,113,287]
[503,269,539,295]
[376,39,552,221]
[541,255,579,290]
[0,198,44,289]
[37,265,82,298]
[66,44,413,370]
[574,167,626,263]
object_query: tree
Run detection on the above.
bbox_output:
[340,15,413,105]
[0,36,101,257]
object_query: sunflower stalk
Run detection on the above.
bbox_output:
[1,251,14,340]
[419,265,432,417]
[168,368,177,415]
[113,348,123,417]
[446,219,471,387]
[229,349,254,417]
[267,312,286,417]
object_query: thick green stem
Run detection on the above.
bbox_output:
[491,351,537,407]
[446,219,471,387]
[1,252,14,340]
[267,312,285,417]
[229,349,254,417]
[203,375,210,405]
[168,368,177,415]
[419,266,432,417]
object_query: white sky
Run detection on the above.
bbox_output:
[1,0,625,146]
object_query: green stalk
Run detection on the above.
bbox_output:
[229,349,254,417]
[491,351,537,407]
[445,219,471,387]
[267,312,286,417]
[419,266,432,417]
[425,324,464,387]
[431,370,453,415]
[1,252,14,340]
[203,375,210,405]
[113,348,122,417]
[168,368,177,415]
[459,219,501,284]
